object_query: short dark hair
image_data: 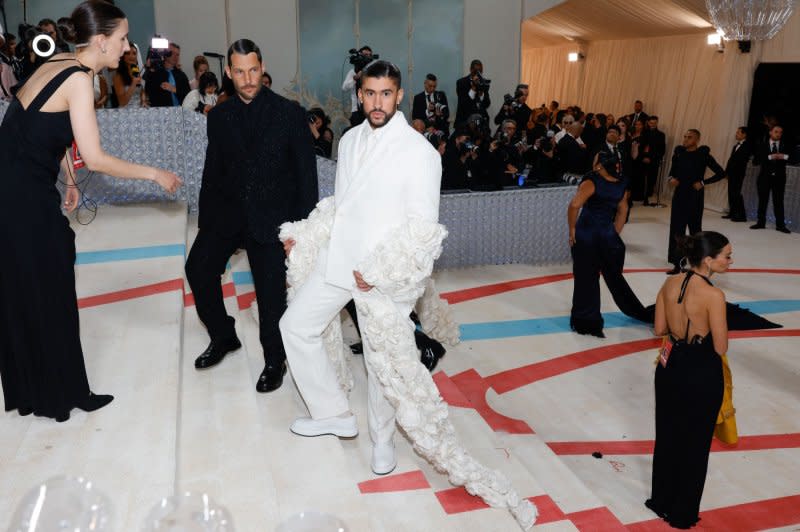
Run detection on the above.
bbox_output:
[425,73,437,82]
[550,100,559,108]
[648,115,659,121]
[358,45,372,54]
[263,71,272,84]
[470,59,482,69]
[362,60,401,88]
[227,38,262,66]
[69,0,126,45]
[516,84,528,91]
[738,126,748,136]
[38,18,57,28]
[688,128,701,138]
[607,124,621,134]
[170,42,180,49]
[635,99,643,104]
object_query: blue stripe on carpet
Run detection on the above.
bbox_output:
[460,300,800,341]
[75,244,185,265]
[232,271,254,285]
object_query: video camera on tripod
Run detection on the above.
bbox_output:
[146,36,171,69]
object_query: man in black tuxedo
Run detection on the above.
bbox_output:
[626,100,649,128]
[185,39,318,392]
[144,42,190,107]
[665,129,726,273]
[723,126,752,222]
[751,125,791,233]
[642,116,666,204]
[494,84,532,132]
[455,59,491,126]
[412,73,450,136]
[557,122,591,177]
[594,124,623,167]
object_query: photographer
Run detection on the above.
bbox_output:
[494,84,531,131]
[308,107,334,158]
[341,45,373,126]
[557,121,592,179]
[455,59,491,126]
[487,119,524,186]
[441,127,475,190]
[412,73,450,136]
[144,41,189,107]
[0,32,18,101]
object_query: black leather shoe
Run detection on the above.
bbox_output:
[666,265,681,275]
[730,217,747,222]
[256,362,287,393]
[721,214,731,219]
[195,337,242,369]
[750,223,765,230]
[777,226,791,234]
[415,330,446,372]
[350,342,364,355]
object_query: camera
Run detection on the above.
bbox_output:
[348,48,379,73]
[307,112,317,124]
[538,130,555,152]
[472,71,491,92]
[503,93,522,111]
[495,130,511,145]
[459,140,480,155]
[147,36,171,69]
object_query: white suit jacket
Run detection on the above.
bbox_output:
[324,112,442,289]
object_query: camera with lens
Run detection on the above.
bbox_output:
[459,140,480,156]
[503,93,522,111]
[538,131,555,152]
[348,48,379,73]
[495,130,511,145]
[472,71,491,92]
[147,36,172,70]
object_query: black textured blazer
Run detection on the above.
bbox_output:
[197,88,319,243]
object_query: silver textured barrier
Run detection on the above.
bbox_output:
[742,163,799,232]
[1,101,575,266]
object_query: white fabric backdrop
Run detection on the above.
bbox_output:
[521,10,800,211]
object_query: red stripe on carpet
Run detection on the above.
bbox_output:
[548,433,800,456]
[78,279,184,309]
[567,506,627,531]
[450,369,534,434]
[527,494,567,524]
[626,494,800,531]
[183,282,236,308]
[434,487,491,514]
[237,291,257,310]
[486,329,800,395]
[440,268,800,304]
[432,371,472,408]
[486,338,660,395]
[357,470,431,494]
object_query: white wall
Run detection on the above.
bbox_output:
[463,0,524,119]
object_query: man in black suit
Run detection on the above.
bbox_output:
[642,115,666,204]
[594,124,623,166]
[185,39,318,392]
[751,125,791,233]
[723,126,752,222]
[144,42,190,107]
[412,73,450,136]
[557,121,591,178]
[494,84,532,133]
[626,100,649,128]
[455,59,490,126]
[665,129,726,273]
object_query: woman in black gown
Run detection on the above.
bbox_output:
[646,231,730,528]
[567,151,650,337]
[0,1,180,422]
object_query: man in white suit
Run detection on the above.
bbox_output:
[279,60,441,475]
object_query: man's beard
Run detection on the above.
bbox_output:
[366,106,396,128]
[235,82,262,102]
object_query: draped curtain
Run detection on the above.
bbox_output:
[521,10,800,211]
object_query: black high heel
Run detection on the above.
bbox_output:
[75,392,114,413]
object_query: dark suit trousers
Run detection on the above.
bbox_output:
[756,172,786,227]
[727,171,746,220]
[668,189,703,265]
[186,228,287,365]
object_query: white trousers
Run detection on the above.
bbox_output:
[279,249,414,444]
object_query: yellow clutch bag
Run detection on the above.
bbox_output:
[714,353,738,445]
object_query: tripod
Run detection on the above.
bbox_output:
[647,158,667,208]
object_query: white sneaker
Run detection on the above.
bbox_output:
[371,441,397,475]
[290,414,358,438]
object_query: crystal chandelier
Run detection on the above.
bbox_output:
[705,0,797,40]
